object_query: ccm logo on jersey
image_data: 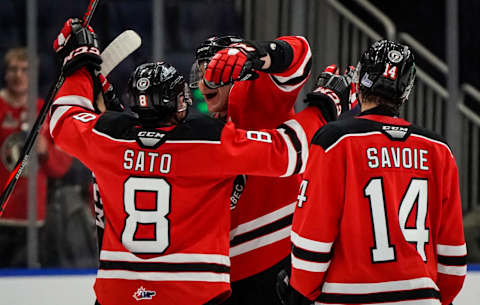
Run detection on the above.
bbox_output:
[382,125,409,140]
[138,131,164,138]
[136,130,167,148]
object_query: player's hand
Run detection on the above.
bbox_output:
[276,269,290,305]
[97,73,124,112]
[305,64,352,122]
[53,18,102,76]
[344,65,359,110]
[203,40,267,88]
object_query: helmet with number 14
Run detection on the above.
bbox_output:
[355,40,416,107]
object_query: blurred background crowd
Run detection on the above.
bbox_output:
[0,0,479,269]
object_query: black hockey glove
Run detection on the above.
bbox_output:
[276,269,291,305]
[276,269,314,305]
[53,18,102,76]
[203,39,267,88]
[305,64,352,122]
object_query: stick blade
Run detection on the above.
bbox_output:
[100,30,142,76]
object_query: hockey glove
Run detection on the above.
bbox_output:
[305,64,352,122]
[98,73,125,112]
[344,65,359,109]
[276,269,314,305]
[203,40,267,89]
[53,18,102,76]
[276,269,291,305]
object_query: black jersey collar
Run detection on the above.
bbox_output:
[358,105,399,117]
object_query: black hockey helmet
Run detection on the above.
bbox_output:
[127,62,192,124]
[355,40,416,104]
[190,35,243,88]
[195,35,243,63]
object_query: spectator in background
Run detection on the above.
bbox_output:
[0,47,72,268]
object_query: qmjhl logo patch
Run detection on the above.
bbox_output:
[132,286,156,301]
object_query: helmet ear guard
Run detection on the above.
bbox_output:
[355,40,416,106]
[188,61,204,89]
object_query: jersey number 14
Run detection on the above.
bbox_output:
[364,178,429,263]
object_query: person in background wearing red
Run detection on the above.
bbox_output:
[0,47,72,267]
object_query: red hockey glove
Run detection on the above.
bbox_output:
[305,64,352,122]
[203,40,267,89]
[53,18,102,76]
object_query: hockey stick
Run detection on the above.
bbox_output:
[100,30,141,76]
[0,0,101,214]
[0,29,141,215]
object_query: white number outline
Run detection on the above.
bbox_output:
[297,179,309,208]
[383,63,398,80]
[121,177,171,254]
[364,177,396,263]
[246,131,272,143]
[73,112,96,122]
[364,177,429,263]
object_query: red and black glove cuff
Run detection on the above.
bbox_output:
[54,18,102,76]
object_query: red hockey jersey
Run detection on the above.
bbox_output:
[227,35,312,281]
[0,96,71,224]
[49,68,324,305]
[290,107,466,305]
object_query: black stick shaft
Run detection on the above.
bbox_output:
[0,0,100,214]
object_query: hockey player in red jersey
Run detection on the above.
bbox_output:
[192,34,313,305]
[288,40,466,305]
[49,19,348,305]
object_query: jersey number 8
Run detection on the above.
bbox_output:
[121,177,171,253]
